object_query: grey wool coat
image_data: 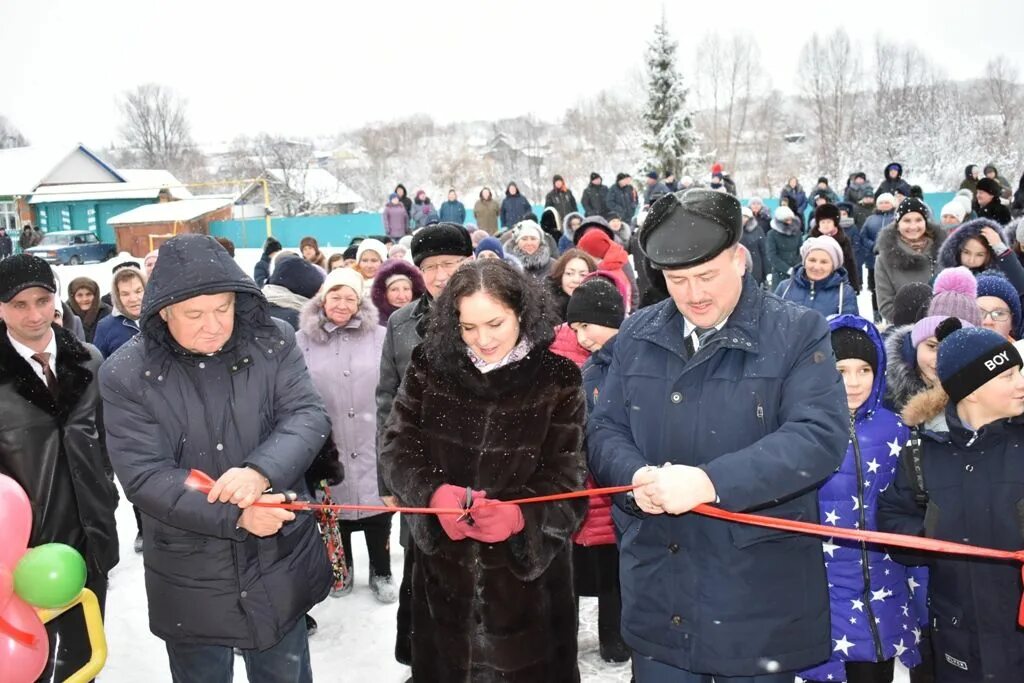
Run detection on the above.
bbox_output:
[297,293,387,519]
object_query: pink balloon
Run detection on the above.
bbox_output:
[0,595,48,683]
[0,564,12,613]
[0,474,31,568]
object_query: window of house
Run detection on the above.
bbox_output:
[0,201,17,232]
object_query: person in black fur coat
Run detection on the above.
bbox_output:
[380,259,588,682]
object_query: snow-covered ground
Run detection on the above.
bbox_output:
[51,253,904,682]
[100,494,633,682]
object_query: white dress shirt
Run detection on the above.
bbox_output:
[682,316,729,353]
[8,329,57,386]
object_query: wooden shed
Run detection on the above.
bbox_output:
[107,197,234,257]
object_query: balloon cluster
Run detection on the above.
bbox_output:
[0,474,88,682]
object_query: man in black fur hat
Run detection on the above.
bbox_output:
[589,189,850,682]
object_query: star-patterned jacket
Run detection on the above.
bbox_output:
[800,315,921,682]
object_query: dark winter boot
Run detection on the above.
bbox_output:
[599,638,631,663]
[395,544,414,664]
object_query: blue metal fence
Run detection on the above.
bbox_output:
[210,195,960,248]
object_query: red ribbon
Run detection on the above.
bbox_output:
[0,615,37,647]
[186,469,1024,625]
[184,469,636,515]
[689,504,1024,626]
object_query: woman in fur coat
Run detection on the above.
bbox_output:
[296,267,396,602]
[507,220,554,283]
[874,198,948,323]
[380,259,588,682]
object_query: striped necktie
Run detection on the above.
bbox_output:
[684,327,716,360]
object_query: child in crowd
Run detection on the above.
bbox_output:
[554,274,631,662]
[879,319,1024,681]
[800,315,921,683]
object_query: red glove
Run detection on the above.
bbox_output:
[430,484,471,541]
[464,497,525,543]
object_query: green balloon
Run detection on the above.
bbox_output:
[13,543,87,609]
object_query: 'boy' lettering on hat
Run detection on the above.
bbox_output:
[984,350,1011,372]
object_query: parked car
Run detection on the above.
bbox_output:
[26,230,118,265]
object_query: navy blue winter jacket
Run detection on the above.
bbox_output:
[93,314,140,358]
[587,276,849,676]
[500,194,532,229]
[774,266,859,318]
[878,407,1024,682]
[859,209,895,270]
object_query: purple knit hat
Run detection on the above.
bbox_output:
[912,316,976,348]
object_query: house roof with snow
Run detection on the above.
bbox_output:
[29,169,193,204]
[267,168,363,205]
[0,144,124,196]
[108,196,233,225]
[239,168,363,208]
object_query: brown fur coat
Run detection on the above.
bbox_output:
[380,344,587,682]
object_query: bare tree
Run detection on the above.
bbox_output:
[346,115,437,205]
[694,34,763,171]
[797,29,862,180]
[251,135,320,215]
[983,56,1024,147]
[117,84,198,175]
[0,116,27,149]
[748,90,788,194]
[560,90,644,182]
[857,38,959,181]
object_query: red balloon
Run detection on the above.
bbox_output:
[0,596,48,683]
[0,474,31,569]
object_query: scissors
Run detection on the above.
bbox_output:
[456,487,476,526]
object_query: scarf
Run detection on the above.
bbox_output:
[512,243,551,272]
[467,337,533,374]
[900,234,932,254]
[262,284,310,312]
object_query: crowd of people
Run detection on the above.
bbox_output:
[2,157,1024,683]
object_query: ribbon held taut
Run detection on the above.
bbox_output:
[185,469,1024,625]
[184,469,637,515]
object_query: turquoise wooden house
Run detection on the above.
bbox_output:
[0,144,190,243]
[30,168,191,243]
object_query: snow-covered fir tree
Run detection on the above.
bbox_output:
[641,13,699,177]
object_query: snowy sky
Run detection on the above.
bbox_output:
[3,0,1023,149]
